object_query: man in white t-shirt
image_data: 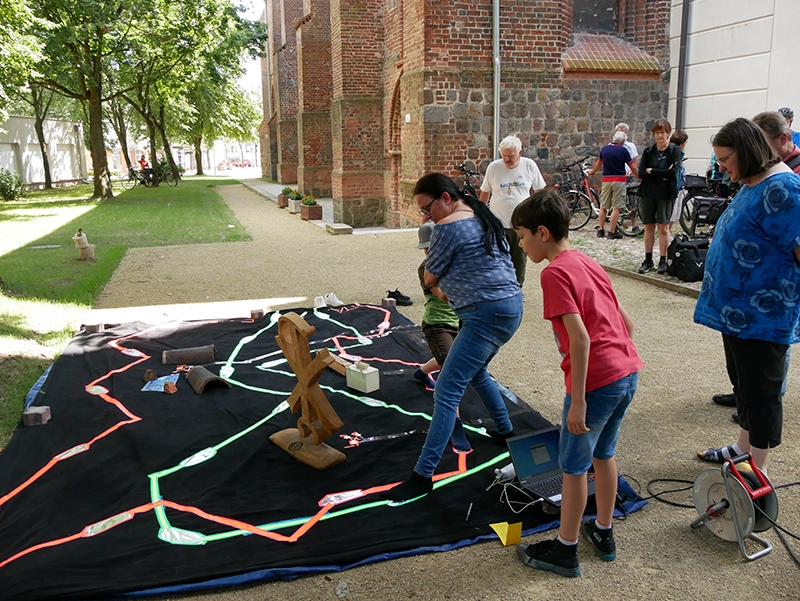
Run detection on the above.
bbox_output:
[480,135,545,286]
[615,122,638,175]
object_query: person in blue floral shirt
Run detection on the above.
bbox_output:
[695,117,800,471]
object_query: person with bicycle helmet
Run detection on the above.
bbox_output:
[479,135,546,287]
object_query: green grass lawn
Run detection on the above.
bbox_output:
[0,176,253,447]
[0,177,250,305]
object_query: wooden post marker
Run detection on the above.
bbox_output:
[269,312,345,469]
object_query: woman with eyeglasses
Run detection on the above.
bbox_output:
[382,173,523,503]
[695,117,800,471]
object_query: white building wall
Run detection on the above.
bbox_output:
[0,116,87,185]
[669,0,800,176]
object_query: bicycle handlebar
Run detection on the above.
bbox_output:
[559,155,594,171]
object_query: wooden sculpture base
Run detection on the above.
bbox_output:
[269,428,346,470]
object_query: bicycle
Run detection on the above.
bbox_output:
[616,182,643,237]
[454,163,481,200]
[678,174,738,239]
[153,165,178,187]
[120,168,153,190]
[554,156,606,232]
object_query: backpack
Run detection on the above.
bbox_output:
[666,234,709,282]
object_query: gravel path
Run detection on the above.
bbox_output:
[92,184,799,601]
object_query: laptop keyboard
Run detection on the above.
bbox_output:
[535,475,563,498]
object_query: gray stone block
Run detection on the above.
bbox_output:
[23,406,51,426]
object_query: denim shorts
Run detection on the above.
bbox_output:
[559,372,638,475]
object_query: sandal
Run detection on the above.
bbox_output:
[696,445,740,463]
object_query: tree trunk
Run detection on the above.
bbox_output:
[31,86,53,189]
[108,98,133,172]
[88,86,112,200]
[157,105,179,180]
[194,137,204,176]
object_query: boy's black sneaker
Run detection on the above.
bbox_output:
[516,539,580,578]
[581,519,616,561]
[637,259,655,274]
[607,229,623,239]
[387,288,413,306]
[596,229,605,238]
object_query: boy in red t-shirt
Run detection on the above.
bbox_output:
[510,188,643,577]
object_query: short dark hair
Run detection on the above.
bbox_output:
[652,118,672,134]
[670,130,688,146]
[511,188,569,241]
[712,117,779,179]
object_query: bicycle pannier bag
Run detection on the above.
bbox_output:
[692,194,729,225]
[666,234,709,282]
[684,174,707,189]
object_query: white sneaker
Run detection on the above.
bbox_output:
[313,295,327,309]
[325,293,344,307]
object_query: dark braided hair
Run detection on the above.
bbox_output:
[413,173,509,256]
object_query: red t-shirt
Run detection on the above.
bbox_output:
[541,250,643,393]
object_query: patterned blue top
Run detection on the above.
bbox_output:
[424,217,520,310]
[694,171,800,344]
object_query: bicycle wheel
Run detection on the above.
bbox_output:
[617,191,643,237]
[679,192,695,236]
[562,190,592,230]
[588,188,601,220]
[161,171,177,187]
[120,172,137,190]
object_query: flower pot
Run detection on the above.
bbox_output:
[300,203,323,221]
[277,194,289,208]
[288,198,302,214]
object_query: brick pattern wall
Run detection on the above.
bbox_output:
[296,0,333,196]
[262,0,671,227]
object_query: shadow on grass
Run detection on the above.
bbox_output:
[0,355,51,449]
[0,313,75,344]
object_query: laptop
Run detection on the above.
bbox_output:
[506,426,595,507]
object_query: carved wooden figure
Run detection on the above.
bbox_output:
[270,312,345,469]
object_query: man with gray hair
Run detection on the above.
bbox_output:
[480,135,546,286]
[777,107,800,147]
[615,123,638,167]
[754,111,800,174]
[588,131,639,238]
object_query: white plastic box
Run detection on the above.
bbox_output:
[346,361,380,393]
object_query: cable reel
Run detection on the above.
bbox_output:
[691,453,779,561]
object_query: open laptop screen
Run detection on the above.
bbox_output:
[506,427,561,480]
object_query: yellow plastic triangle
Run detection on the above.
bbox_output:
[489,521,522,546]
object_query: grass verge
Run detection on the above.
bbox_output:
[0,176,252,447]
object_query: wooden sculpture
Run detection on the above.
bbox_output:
[269,312,346,469]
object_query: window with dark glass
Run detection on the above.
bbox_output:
[574,0,617,33]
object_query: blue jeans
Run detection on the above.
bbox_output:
[414,293,523,477]
[559,372,638,475]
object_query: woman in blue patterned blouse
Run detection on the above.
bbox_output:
[382,173,523,502]
[695,118,800,470]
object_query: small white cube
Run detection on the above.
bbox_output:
[346,361,380,393]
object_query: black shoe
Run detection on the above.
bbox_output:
[637,259,655,274]
[516,539,580,578]
[657,259,667,274]
[387,288,413,306]
[581,519,616,561]
[607,230,623,239]
[596,229,605,238]
[732,412,739,424]
[712,393,736,407]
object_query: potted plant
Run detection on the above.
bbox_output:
[288,189,303,213]
[278,186,292,208]
[300,194,322,221]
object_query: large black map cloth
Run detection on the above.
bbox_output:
[0,304,642,600]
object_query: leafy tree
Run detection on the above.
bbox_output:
[0,0,40,123]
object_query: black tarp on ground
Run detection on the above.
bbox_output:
[0,305,637,600]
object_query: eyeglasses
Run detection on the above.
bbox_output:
[419,195,440,216]
[717,150,735,166]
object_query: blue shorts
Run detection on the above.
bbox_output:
[559,372,638,475]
